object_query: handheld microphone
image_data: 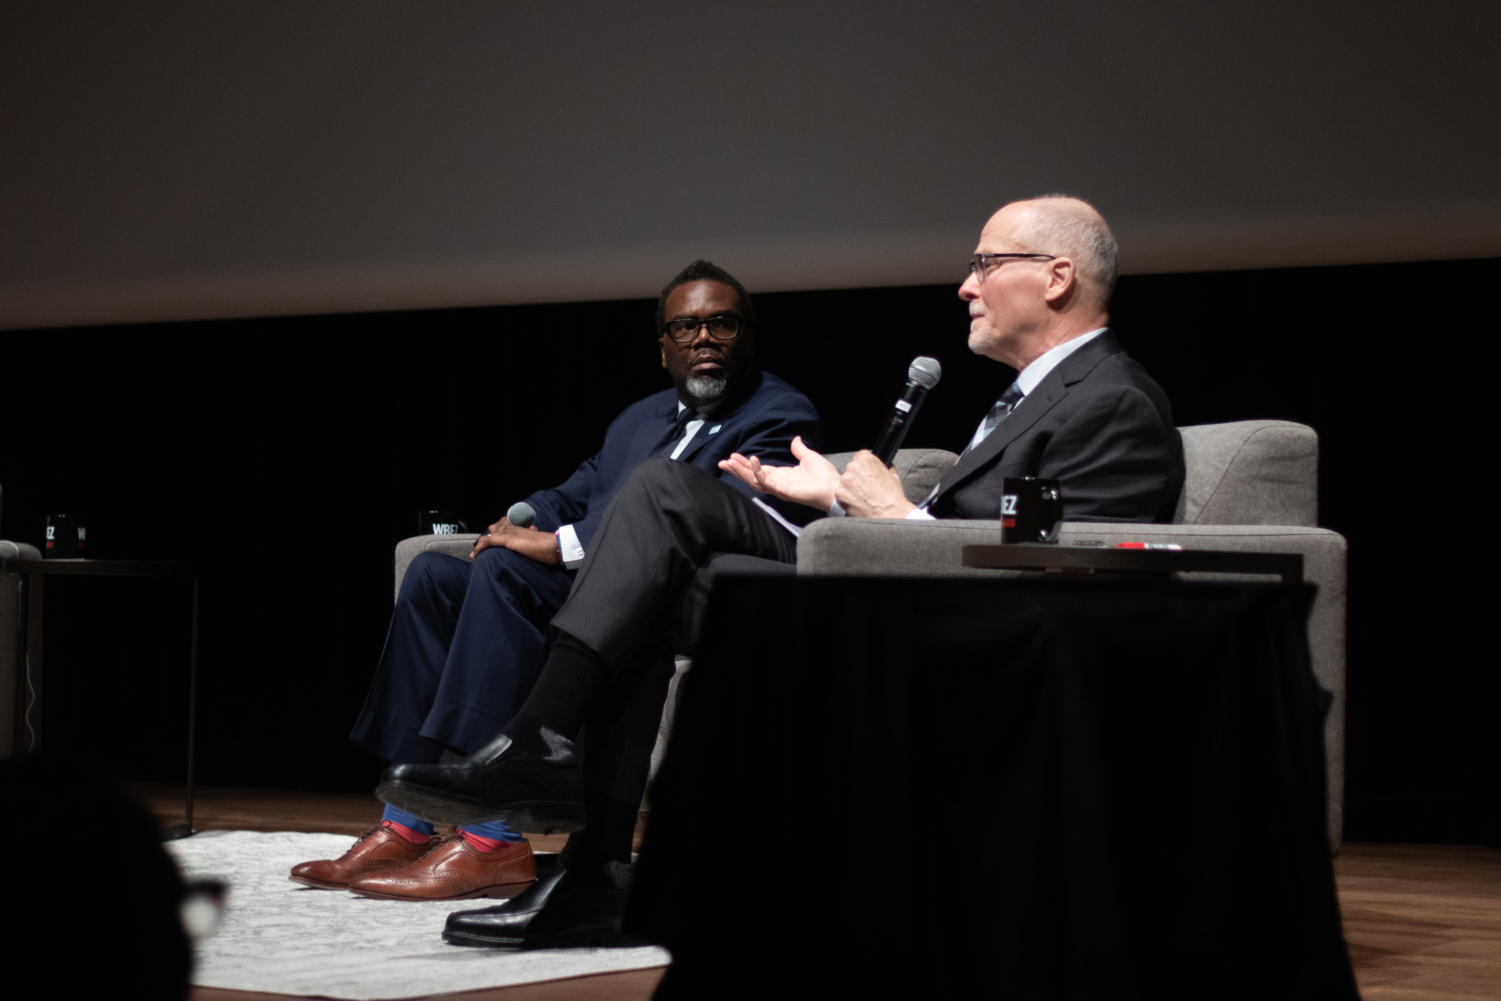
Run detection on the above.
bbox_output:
[871,356,942,465]
[506,501,536,529]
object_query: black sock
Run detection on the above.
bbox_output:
[503,631,610,742]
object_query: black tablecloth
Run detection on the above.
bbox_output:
[628,575,1357,1000]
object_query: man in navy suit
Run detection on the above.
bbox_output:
[378,195,1184,947]
[290,260,819,900]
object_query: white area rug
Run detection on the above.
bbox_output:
[167,830,669,1000]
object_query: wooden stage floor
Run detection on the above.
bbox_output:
[146,787,1500,1001]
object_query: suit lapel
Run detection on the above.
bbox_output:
[929,332,1124,505]
[673,418,723,464]
[643,398,684,458]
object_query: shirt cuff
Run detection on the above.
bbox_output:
[556,524,585,568]
[830,500,930,519]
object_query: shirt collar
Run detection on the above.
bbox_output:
[1014,327,1106,397]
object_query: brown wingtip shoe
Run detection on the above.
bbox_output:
[347,833,537,901]
[289,822,437,890]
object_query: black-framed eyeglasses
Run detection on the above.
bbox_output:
[663,313,742,343]
[968,252,1057,283]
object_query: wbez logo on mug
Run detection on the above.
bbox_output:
[1000,495,1019,516]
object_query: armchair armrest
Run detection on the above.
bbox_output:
[393,534,480,603]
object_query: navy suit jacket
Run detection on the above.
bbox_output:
[928,331,1183,523]
[524,371,821,550]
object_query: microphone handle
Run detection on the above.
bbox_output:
[871,382,929,465]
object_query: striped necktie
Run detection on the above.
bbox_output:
[962,381,1025,455]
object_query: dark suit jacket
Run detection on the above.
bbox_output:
[928,332,1183,523]
[524,370,821,549]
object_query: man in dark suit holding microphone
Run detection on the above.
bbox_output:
[290,260,820,900]
[378,194,1185,946]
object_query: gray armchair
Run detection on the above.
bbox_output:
[799,420,1347,847]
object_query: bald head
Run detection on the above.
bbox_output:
[960,195,1117,369]
[1006,195,1118,311]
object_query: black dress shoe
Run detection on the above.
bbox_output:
[443,856,568,948]
[518,860,642,950]
[376,728,586,830]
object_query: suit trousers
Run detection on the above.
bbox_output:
[550,459,799,860]
[551,458,800,671]
[351,545,575,764]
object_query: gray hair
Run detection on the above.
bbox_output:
[1018,194,1118,308]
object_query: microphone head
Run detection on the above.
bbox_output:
[506,501,536,528]
[908,356,942,390]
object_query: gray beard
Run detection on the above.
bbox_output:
[684,373,728,405]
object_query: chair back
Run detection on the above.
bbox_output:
[825,447,960,504]
[1175,420,1318,526]
[831,420,1319,526]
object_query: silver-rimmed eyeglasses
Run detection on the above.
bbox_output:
[968,252,1056,283]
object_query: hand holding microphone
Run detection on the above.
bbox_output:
[469,500,559,563]
[833,356,943,516]
[871,356,941,466]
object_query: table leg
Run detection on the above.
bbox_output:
[23,569,44,752]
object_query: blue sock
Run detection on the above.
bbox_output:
[459,819,523,842]
[380,804,436,837]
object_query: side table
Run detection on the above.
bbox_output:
[632,574,1356,998]
[963,541,1304,584]
[0,557,200,837]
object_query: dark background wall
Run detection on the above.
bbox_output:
[4,256,1494,843]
